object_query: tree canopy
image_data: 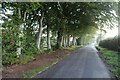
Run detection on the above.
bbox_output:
[1,2,118,57]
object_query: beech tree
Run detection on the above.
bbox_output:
[1,2,118,56]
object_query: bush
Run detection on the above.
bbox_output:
[19,55,35,64]
[2,52,19,65]
[99,36,119,52]
[23,46,38,55]
[2,45,39,65]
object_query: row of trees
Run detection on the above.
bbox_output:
[1,2,118,57]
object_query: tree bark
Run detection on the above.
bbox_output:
[62,36,68,47]
[63,37,66,47]
[17,8,25,57]
[36,16,43,49]
[47,25,51,50]
[60,36,63,47]
[57,28,62,49]
[68,35,71,46]
[73,36,76,46]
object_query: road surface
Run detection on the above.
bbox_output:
[35,45,111,78]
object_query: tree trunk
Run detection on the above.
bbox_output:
[63,37,66,47]
[62,36,68,47]
[47,25,51,50]
[17,9,26,57]
[65,37,68,47]
[68,35,70,46]
[73,36,76,46]
[57,28,62,49]
[100,27,102,42]
[36,16,43,49]
[60,36,63,47]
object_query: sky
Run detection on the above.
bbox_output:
[104,27,118,38]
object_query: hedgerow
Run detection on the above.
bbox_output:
[99,36,119,52]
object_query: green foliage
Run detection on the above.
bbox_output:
[20,45,39,64]
[1,2,118,65]
[96,46,119,79]
[23,46,38,55]
[2,52,19,65]
[19,55,34,64]
[21,63,53,78]
[2,22,18,53]
[99,36,119,52]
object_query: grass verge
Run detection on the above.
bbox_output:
[20,61,57,78]
[20,46,82,78]
[96,46,119,80]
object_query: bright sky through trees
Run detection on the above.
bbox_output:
[104,27,118,38]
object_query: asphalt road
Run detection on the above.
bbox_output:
[35,45,111,78]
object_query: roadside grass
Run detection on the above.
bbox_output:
[96,46,119,79]
[20,46,81,78]
[20,62,56,78]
